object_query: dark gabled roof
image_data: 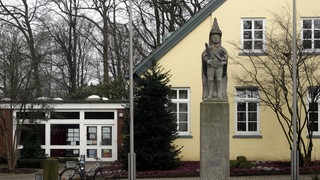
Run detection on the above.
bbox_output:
[133,0,226,76]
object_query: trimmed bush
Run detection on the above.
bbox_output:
[57,157,79,163]
[18,159,45,168]
[230,160,240,168]
[239,161,254,168]
[236,156,247,162]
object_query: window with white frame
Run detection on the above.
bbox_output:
[241,19,265,53]
[170,88,190,135]
[302,18,320,52]
[235,87,260,135]
[308,87,320,135]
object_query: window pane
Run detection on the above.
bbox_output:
[51,112,80,119]
[303,30,312,39]
[244,41,252,49]
[314,122,319,131]
[179,113,187,122]
[179,103,188,112]
[237,103,246,111]
[309,112,318,122]
[315,40,320,49]
[248,122,257,131]
[101,126,112,145]
[254,41,263,49]
[248,112,257,122]
[303,20,312,29]
[309,102,318,111]
[237,122,246,131]
[243,31,252,39]
[87,149,97,158]
[303,40,312,49]
[179,122,188,131]
[87,126,97,145]
[170,90,177,99]
[16,112,46,119]
[243,21,252,29]
[314,30,320,38]
[315,20,320,29]
[254,31,263,39]
[237,112,246,121]
[85,112,114,119]
[51,124,79,145]
[172,113,177,121]
[170,103,177,112]
[254,20,263,29]
[102,149,112,158]
[179,90,188,99]
[248,103,257,111]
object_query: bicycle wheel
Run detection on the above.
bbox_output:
[93,167,114,180]
[59,167,83,180]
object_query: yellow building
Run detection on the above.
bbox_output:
[134,0,320,162]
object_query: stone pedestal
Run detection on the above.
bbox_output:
[200,100,229,180]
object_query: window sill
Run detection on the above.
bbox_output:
[307,134,320,138]
[302,51,320,55]
[177,134,193,139]
[233,134,262,138]
[238,51,267,56]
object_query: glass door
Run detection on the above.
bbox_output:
[85,125,115,161]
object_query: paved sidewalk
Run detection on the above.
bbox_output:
[0,171,314,180]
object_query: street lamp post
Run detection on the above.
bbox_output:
[291,0,299,179]
[128,0,136,179]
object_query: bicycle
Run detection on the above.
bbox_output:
[59,155,122,180]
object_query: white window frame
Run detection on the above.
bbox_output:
[307,87,320,136]
[170,88,190,136]
[301,18,320,53]
[241,18,266,53]
[234,88,260,136]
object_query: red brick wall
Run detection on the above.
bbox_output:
[0,109,13,157]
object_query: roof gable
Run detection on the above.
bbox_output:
[133,0,226,76]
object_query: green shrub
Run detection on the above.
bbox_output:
[239,161,254,168]
[0,156,6,164]
[57,157,79,163]
[230,160,240,168]
[236,156,247,162]
[18,159,45,168]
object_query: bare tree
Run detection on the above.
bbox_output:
[0,23,49,171]
[231,10,320,163]
[124,0,210,52]
[0,0,51,97]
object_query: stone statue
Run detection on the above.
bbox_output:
[202,18,228,100]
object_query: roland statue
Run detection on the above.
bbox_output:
[201,17,228,100]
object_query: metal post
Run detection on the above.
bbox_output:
[291,0,299,179]
[128,0,136,179]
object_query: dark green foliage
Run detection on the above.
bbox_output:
[17,159,44,168]
[237,156,248,162]
[120,64,182,171]
[231,156,254,168]
[20,125,45,159]
[239,161,254,168]
[230,160,240,168]
[68,79,128,100]
[0,156,6,164]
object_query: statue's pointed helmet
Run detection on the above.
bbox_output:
[210,17,222,36]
